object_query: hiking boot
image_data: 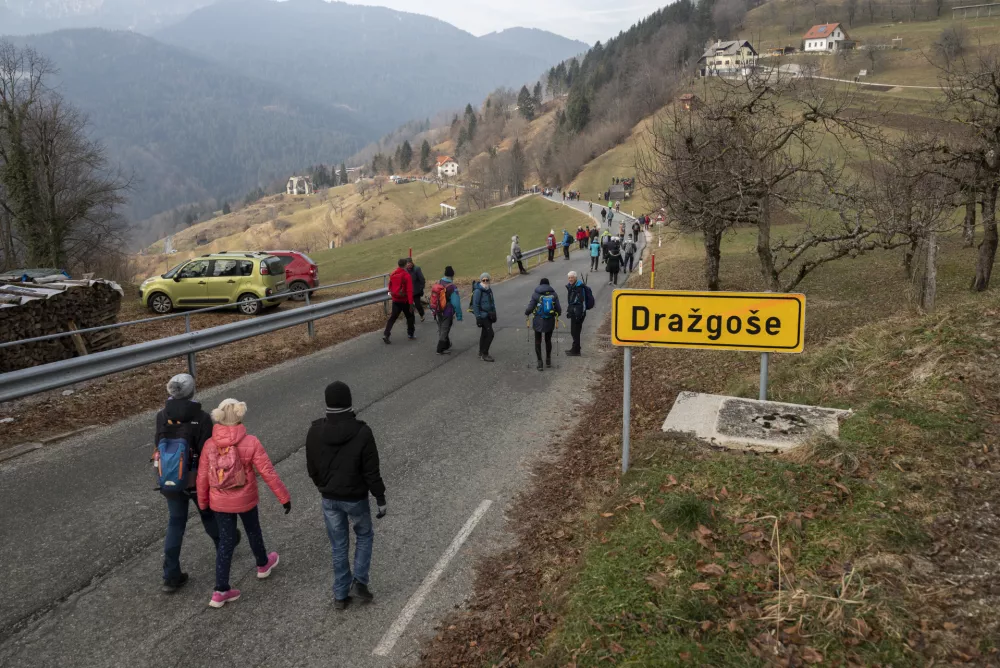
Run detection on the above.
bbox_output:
[481,354,495,362]
[537,360,543,371]
[209,589,241,608]
[334,597,350,611]
[382,335,391,344]
[257,552,279,579]
[408,334,417,340]
[419,314,425,322]
[437,349,452,355]
[546,358,552,368]
[162,573,189,594]
[565,350,581,357]
[352,580,374,602]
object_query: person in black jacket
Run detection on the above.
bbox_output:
[155,373,237,593]
[524,278,562,371]
[406,259,426,322]
[306,381,387,610]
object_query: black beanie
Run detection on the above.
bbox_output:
[540,278,550,285]
[325,381,353,414]
[444,265,455,277]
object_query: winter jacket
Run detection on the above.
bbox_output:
[306,412,386,505]
[632,222,641,237]
[623,239,636,257]
[388,267,413,304]
[590,240,601,257]
[511,239,522,259]
[435,277,463,320]
[562,231,572,247]
[525,284,562,333]
[155,398,213,493]
[609,239,621,254]
[407,265,426,296]
[546,234,556,250]
[577,229,587,242]
[196,424,290,514]
[606,251,622,273]
[589,228,599,242]
[471,283,496,321]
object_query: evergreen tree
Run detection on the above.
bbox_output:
[565,87,590,132]
[386,157,394,175]
[457,126,468,152]
[464,103,475,121]
[399,140,413,170]
[533,81,543,107]
[467,113,477,140]
[419,140,431,172]
[222,201,231,215]
[517,85,535,120]
[510,139,527,195]
[339,162,348,185]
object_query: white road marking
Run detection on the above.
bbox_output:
[372,499,493,657]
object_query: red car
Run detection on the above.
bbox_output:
[268,250,319,300]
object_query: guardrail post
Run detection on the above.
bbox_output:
[383,275,389,315]
[185,314,196,379]
[305,292,315,338]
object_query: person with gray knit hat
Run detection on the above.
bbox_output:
[430,265,462,355]
[155,373,239,593]
[471,272,497,362]
[306,381,387,610]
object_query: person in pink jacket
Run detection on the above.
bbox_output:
[197,398,291,608]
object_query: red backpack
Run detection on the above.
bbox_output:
[429,281,448,314]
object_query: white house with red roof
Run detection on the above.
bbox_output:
[803,23,852,52]
[436,155,459,177]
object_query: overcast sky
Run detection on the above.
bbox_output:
[341,0,668,44]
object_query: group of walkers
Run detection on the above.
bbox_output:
[154,374,385,611]
[561,190,582,201]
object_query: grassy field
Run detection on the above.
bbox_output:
[568,120,658,217]
[308,195,591,284]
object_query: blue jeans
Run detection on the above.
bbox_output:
[163,492,219,583]
[321,498,374,601]
[214,507,269,592]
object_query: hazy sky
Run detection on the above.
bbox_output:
[341,0,668,44]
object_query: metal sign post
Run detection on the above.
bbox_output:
[622,347,632,473]
[759,352,769,400]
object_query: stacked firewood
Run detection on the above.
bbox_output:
[0,279,123,373]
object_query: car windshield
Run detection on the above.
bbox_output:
[161,262,186,279]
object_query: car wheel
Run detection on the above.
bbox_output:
[289,281,309,301]
[148,292,173,314]
[237,293,261,316]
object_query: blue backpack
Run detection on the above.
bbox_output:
[537,294,556,319]
[156,421,195,495]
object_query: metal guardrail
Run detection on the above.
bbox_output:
[0,289,389,403]
[0,273,390,350]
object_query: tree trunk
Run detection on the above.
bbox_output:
[964,189,977,247]
[921,230,938,311]
[972,182,999,292]
[904,237,918,278]
[703,227,722,291]
[756,198,781,291]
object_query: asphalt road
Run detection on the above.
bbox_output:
[0,197,645,667]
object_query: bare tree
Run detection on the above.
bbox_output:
[846,0,859,26]
[713,0,748,37]
[354,178,369,199]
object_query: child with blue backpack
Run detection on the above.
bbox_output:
[524,278,562,371]
[154,373,238,593]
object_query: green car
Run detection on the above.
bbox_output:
[139,252,288,315]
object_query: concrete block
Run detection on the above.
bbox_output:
[663,391,851,452]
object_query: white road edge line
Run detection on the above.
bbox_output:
[372,499,494,658]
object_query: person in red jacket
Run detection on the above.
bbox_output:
[197,398,291,608]
[383,258,415,344]
[546,230,557,262]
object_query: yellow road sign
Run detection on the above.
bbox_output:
[611,290,805,353]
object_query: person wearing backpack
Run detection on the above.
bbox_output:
[631,220,641,243]
[511,235,528,275]
[306,381,387,611]
[524,278,562,371]
[561,229,572,260]
[589,237,601,271]
[606,239,623,286]
[430,266,462,355]
[565,271,594,357]
[622,237,636,273]
[546,230,557,262]
[197,399,291,608]
[155,373,236,593]
[406,258,426,322]
[600,207,607,225]
[383,258,415,344]
[471,272,497,362]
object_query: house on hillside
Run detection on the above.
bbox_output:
[436,156,459,178]
[678,93,703,111]
[803,23,853,52]
[286,175,313,195]
[697,40,758,78]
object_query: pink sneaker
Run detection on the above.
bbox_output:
[209,589,241,608]
[257,552,280,579]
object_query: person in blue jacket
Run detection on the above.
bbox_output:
[524,278,562,371]
[432,266,463,355]
[562,229,572,260]
[589,237,601,271]
[471,273,496,363]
